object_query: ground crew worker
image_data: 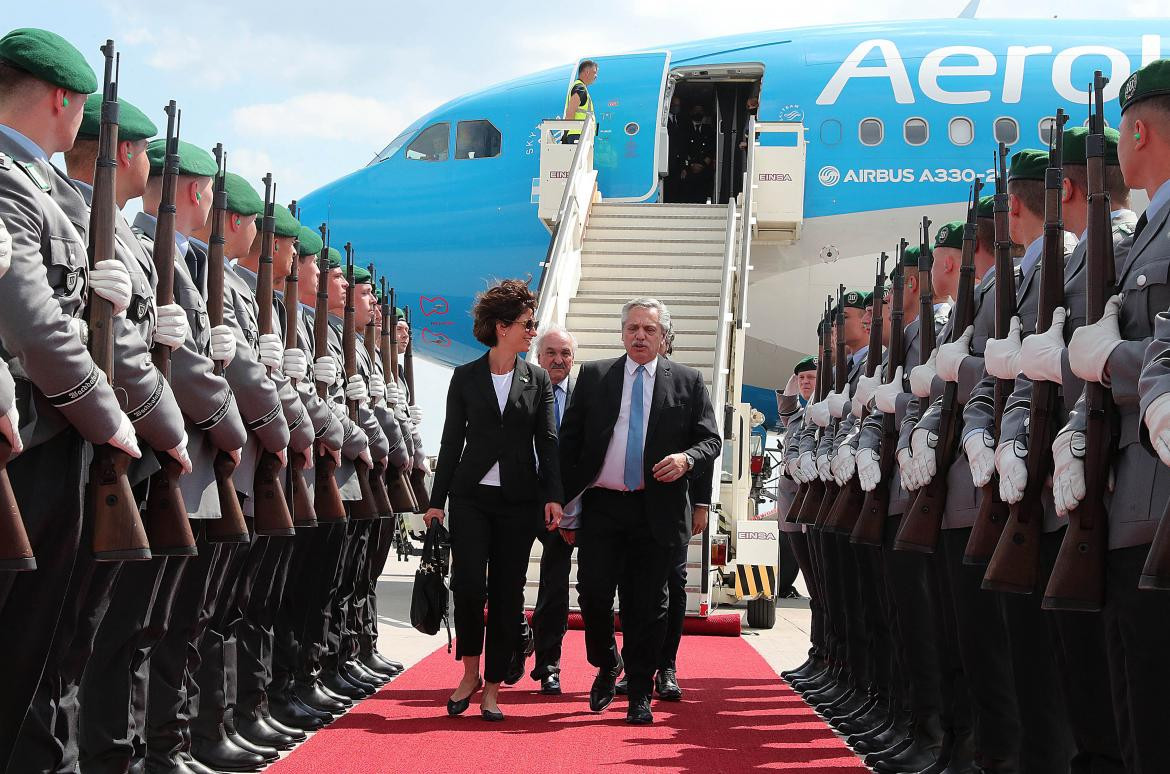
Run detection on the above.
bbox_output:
[562,59,597,144]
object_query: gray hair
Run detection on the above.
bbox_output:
[533,323,578,353]
[620,297,673,334]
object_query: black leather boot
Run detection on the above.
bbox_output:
[293,680,347,714]
[851,707,910,754]
[873,713,946,773]
[191,724,266,773]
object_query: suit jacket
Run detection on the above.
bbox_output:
[559,355,720,547]
[431,353,563,509]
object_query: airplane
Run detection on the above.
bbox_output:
[299,15,1167,423]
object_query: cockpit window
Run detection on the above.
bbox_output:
[405,123,450,161]
[456,120,502,160]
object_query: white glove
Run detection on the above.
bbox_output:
[897,447,919,491]
[910,351,938,398]
[69,316,89,345]
[297,446,314,470]
[166,431,192,474]
[358,447,373,469]
[857,448,881,492]
[1146,392,1170,468]
[853,372,881,418]
[282,348,308,382]
[816,453,833,482]
[0,404,22,456]
[995,440,1029,504]
[808,400,831,428]
[0,215,10,278]
[798,451,817,483]
[784,454,801,481]
[963,429,997,487]
[385,379,401,407]
[985,316,1023,380]
[107,413,141,458]
[832,444,856,485]
[153,302,188,350]
[410,405,423,425]
[782,373,799,398]
[258,333,283,371]
[1020,308,1067,384]
[314,356,339,388]
[345,374,369,406]
[89,259,132,316]
[1052,429,1086,516]
[1068,294,1123,384]
[209,325,235,367]
[826,387,850,419]
[910,427,938,486]
[936,326,973,383]
[873,367,905,414]
[369,374,386,402]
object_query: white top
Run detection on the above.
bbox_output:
[594,356,658,491]
[479,369,514,486]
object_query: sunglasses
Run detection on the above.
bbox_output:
[511,319,539,332]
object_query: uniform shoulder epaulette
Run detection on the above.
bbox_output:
[14,159,50,191]
[1115,221,1135,237]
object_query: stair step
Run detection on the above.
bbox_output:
[582,240,725,256]
[580,263,724,281]
[578,277,722,295]
[585,227,727,241]
[592,203,727,218]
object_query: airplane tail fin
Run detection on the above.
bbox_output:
[959,0,980,17]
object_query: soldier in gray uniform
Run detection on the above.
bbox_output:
[1054,59,1170,773]
[0,28,147,770]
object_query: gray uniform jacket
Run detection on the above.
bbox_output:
[369,347,411,472]
[394,358,428,469]
[0,139,125,450]
[326,317,389,460]
[276,297,343,452]
[776,392,802,531]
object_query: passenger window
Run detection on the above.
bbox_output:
[405,123,450,161]
[820,119,842,146]
[455,120,502,160]
[948,117,974,146]
[859,118,883,146]
[1039,117,1058,146]
[994,117,1019,146]
[904,118,928,146]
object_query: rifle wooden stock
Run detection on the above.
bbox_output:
[966,146,1018,565]
[402,306,431,511]
[282,221,317,528]
[1140,519,1170,591]
[364,266,394,519]
[0,440,33,570]
[343,244,379,521]
[88,42,151,561]
[796,302,833,525]
[813,288,848,529]
[985,113,1068,594]
[312,227,346,523]
[1049,80,1113,605]
[382,283,419,513]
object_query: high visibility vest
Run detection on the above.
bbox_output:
[565,79,593,138]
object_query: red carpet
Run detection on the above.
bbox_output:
[269,632,866,773]
[542,610,742,636]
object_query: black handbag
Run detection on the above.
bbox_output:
[410,521,452,650]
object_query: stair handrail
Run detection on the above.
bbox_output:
[712,199,739,437]
[535,114,596,316]
[736,116,756,328]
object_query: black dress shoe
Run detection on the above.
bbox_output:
[235,713,296,751]
[149,755,198,774]
[339,664,379,693]
[279,691,332,726]
[348,660,389,685]
[178,753,219,774]
[654,669,682,701]
[191,733,266,773]
[316,681,353,705]
[226,729,278,762]
[540,674,561,695]
[360,653,397,679]
[589,659,624,712]
[480,706,505,722]
[447,678,483,716]
[294,681,348,713]
[258,708,308,741]
[323,670,368,700]
[781,656,815,681]
[614,676,629,696]
[873,715,946,774]
[371,652,404,674]
[626,695,653,725]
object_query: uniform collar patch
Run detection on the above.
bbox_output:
[15,159,50,191]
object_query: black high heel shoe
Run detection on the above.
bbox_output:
[447,678,484,716]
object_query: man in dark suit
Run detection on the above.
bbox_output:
[682,104,715,203]
[559,298,721,725]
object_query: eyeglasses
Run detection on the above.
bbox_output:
[511,319,539,332]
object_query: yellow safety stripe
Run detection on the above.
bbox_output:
[734,564,776,600]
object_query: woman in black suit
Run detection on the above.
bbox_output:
[425,279,563,721]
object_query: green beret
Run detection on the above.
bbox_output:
[351,266,372,285]
[272,204,300,238]
[0,28,97,94]
[77,93,156,141]
[222,173,263,217]
[326,247,342,270]
[297,226,323,256]
[1008,149,1049,182]
[901,245,921,270]
[1062,126,1120,166]
[146,139,217,177]
[976,195,994,219]
[1120,59,1170,114]
[793,355,816,375]
[934,220,965,250]
[841,290,870,310]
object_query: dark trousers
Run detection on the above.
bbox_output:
[1101,544,1170,774]
[449,486,537,684]
[577,489,672,699]
[658,542,689,672]
[272,528,314,695]
[786,530,823,657]
[776,531,799,595]
[832,532,869,686]
[939,527,1021,763]
[326,520,371,671]
[856,543,893,693]
[359,520,397,656]
[237,534,295,716]
[530,530,574,679]
[931,542,972,741]
[301,521,349,681]
[0,431,86,772]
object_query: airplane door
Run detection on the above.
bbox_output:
[576,52,670,201]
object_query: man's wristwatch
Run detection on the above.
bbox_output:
[684,453,695,471]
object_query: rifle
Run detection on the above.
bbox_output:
[1049,79,1115,602]
[897,180,984,553]
[794,299,832,524]
[984,110,1069,593]
[826,255,887,534]
[381,282,419,514]
[312,226,346,523]
[0,434,32,569]
[143,101,196,555]
[364,264,395,518]
[282,204,317,528]
[852,240,908,546]
[965,145,1019,565]
[252,175,295,536]
[813,286,848,528]
[402,306,431,510]
[88,42,150,561]
[344,244,380,520]
[203,146,249,544]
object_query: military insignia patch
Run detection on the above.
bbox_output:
[65,268,79,294]
[130,296,149,323]
[15,160,50,191]
[1124,73,1139,103]
[937,225,950,243]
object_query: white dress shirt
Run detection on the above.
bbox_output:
[594,355,657,491]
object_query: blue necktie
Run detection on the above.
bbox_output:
[624,366,646,491]
[554,385,563,431]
